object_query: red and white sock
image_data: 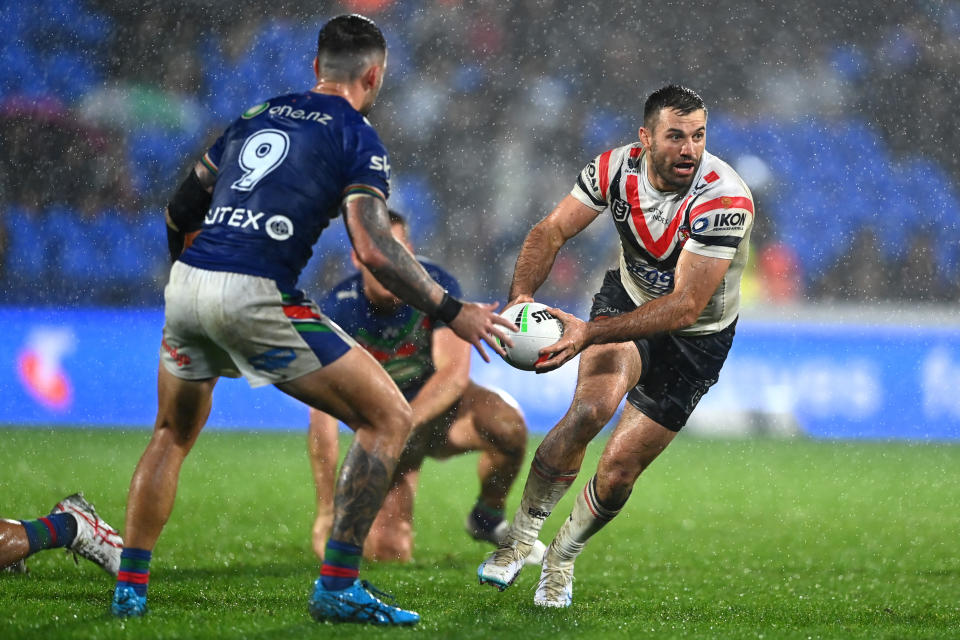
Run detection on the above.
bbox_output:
[508,454,578,548]
[551,475,624,562]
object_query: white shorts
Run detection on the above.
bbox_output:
[160,262,356,387]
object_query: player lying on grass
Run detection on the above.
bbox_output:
[0,493,122,576]
[477,85,754,607]
[309,211,544,564]
[112,14,515,625]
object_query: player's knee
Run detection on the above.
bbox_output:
[568,397,619,434]
[151,417,194,450]
[372,400,414,444]
[489,406,528,459]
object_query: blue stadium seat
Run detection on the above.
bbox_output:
[3,207,52,297]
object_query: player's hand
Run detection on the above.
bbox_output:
[449,301,518,362]
[534,307,588,373]
[502,294,535,313]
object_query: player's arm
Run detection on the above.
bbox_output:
[343,193,516,361]
[344,194,447,312]
[538,250,732,371]
[165,161,216,261]
[407,327,471,428]
[508,194,603,305]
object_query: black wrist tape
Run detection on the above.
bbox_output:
[433,292,463,324]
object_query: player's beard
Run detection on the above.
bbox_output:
[649,143,700,191]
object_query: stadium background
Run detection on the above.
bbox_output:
[2,0,960,439]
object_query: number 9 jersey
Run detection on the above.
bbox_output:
[179,92,391,296]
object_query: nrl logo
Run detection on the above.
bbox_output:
[612,199,630,222]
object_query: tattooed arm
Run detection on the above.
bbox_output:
[343,195,446,314]
[343,195,516,361]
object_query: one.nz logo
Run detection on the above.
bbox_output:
[249,348,297,372]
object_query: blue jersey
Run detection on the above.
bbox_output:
[322,259,462,396]
[180,92,391,294]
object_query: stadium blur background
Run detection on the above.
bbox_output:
[2,0,960,438]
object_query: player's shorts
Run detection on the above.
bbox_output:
[589,269,736,431]
[160,262,356,387]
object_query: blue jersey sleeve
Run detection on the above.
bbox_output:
[202,133,226,175]
[342,120,391,200]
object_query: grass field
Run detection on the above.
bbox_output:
[1,427,959,639]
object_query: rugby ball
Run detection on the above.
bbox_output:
[499,302,564,371]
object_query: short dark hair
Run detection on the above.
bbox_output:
[643,85,707,131]
[316,14,386,81]
[387,209,408,231]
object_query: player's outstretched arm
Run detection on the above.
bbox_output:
[535,250,732,372]
[343,194,516,361]
[508,195,601,308]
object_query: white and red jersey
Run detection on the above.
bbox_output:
[571,142,754,336]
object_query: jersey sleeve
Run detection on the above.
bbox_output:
[201,133,226,176]
[342,120,391,202]
[570,149,613,212]
[684,194,755,260]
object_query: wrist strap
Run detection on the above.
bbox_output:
[433,292,463,324]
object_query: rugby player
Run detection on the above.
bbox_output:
[110,15,515,625]
[476,85,755,607]
[309,211,542,564]
[1,493,122,576]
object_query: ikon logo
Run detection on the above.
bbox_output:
[713,212,746,228]
[17,327,76,411]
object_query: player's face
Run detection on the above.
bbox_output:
[357,222,410,309]
[639,108,707,192]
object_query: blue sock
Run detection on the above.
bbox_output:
[320,540,362,591]
[19,514,78,554]
[116,548,152,597]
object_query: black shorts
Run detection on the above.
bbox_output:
[589,269,736,431]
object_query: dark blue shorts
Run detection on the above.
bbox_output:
[589,269,736,431]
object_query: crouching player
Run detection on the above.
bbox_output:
[310,211,543,564]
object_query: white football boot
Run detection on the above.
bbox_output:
[477,539,534,591]
[51,493,123,576]
[465,514,546,566]
[534,542,574,608]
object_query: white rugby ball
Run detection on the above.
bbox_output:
[499,302,564,371]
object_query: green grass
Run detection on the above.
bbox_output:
[1,427,959,639]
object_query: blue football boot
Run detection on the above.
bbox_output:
[111,585,147,617]
[308,578,419,626]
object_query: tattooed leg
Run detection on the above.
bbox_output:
[330,440,398,547]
